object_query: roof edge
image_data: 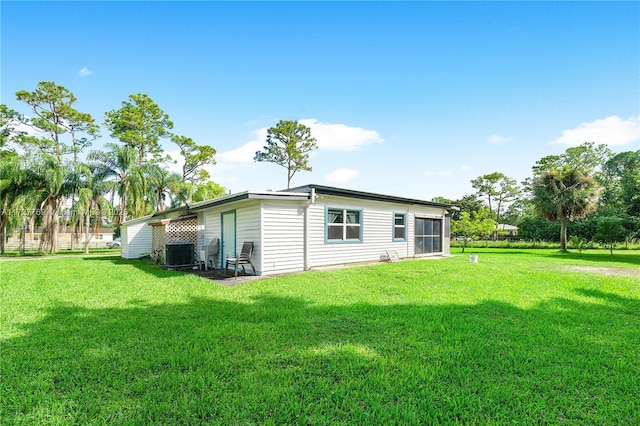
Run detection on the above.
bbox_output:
[289,184,457,209]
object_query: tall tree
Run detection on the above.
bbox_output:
[601,150,640,217]
[530,143,604,251]
[75,163,113,253]
[16,81,99,164]
[0,152,39,254]
[0,104,25,150]
[171,134,216,183]
[15,82,98,252]
[471,172,520,224]
[104,94,173,166]
[254,120,317,189]
[30,154,72,253]
[145,164,182,212]
[88,143,141,226]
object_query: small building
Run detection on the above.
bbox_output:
[120,184,456,276]
[496,224,519,237]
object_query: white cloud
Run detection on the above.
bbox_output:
[217,128,267,164]
[78,66,92,77]
[218,119,384,166]
[299,119,384,151]
[550,115,640,147]
[15,121,42,137]
[460,165,473,171]
[425,170,452,177]
[218,140,263,163]
[325,168,360,183]
[488,134,510,145]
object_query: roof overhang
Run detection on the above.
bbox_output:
[189,190,310,212]
[148,214,198,227]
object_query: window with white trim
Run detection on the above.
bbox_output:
[393,212,406,241]
[326,208,362,242]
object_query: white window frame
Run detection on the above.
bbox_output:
[393,212,407,242]
[325,207,363,244]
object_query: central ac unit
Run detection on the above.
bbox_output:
[165,242,194,268]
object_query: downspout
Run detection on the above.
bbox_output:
[304,188,316,271]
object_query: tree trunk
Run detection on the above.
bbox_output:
[52,201,60,253]
[0,197,7,254]
[157,189,164,212]
[560,217,568,252]
[29,214,35,241]
[0,215,6,255]
[84,209,92,254]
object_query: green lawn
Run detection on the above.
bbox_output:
[1,249,639,425]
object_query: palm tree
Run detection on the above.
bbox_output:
[532,166,599,252]
[145,164,182,212]
[20,153,73,254]
[192,181,227,203]
[170,180,195,207]
[0,152,38,254]
[88,143,141,226]
[75,163,113,253]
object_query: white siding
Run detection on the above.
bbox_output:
[307,195,448,269]
[261,200,306,275]
[121,220,152,259]
[201,200,262,271]
[195,194,450,275]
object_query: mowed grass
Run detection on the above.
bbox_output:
[1,249,639,425]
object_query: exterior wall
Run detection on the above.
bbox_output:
[202,200,262,271]
[121,219,152,259]
[189,192,451,275]
[121,211,185,259]
[261,200,306,275]
[306,195,449,269]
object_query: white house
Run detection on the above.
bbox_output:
[120,184,456,276]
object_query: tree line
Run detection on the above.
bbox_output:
[0,81,224,254]
[3,81,637,255]
[439,142,640,254]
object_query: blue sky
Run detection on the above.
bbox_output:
[2,1,639,200]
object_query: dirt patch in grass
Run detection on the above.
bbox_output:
[565,265,640,278]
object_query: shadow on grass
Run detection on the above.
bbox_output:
[81,255,197,280]
[2,291,639,424]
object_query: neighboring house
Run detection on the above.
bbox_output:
[496,224,519,237]
[120,184,457,276]
[7,227,114,244]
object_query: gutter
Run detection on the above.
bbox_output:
[304,188,316,271]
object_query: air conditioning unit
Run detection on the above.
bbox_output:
[165,242,194,268]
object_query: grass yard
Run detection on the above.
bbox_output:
[1,249,639,424]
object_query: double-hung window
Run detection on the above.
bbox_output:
[326,208,362,243]
[393,212,407,241]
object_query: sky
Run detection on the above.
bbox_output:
[2,1,639,201]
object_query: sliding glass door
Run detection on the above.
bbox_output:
[414,217,442,254]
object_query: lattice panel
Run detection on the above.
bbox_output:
[152,226,167,264]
